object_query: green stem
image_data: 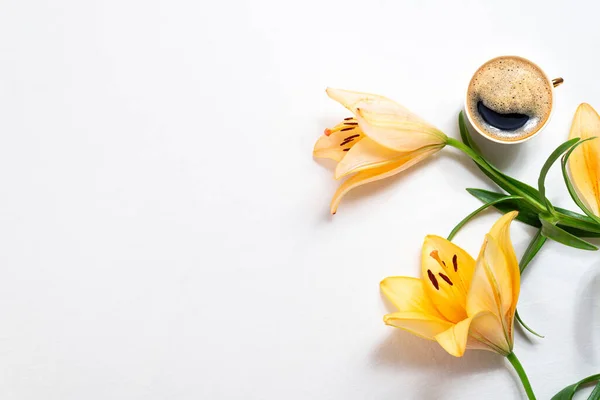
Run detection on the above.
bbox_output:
[506,352,536,400]
[446,138,546,212]
[447,196,523,241]
[519,230,547,274]
[515,311,544,338]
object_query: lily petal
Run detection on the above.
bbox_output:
[325,87,447,152]
[326,88,392,112]
[383,311,453,340]
[488,211,520,313]
[330,147,439,214]
[380,276,446,318]
[568,103,600,216]
[313,122,364,162]
[466,234,514,352]
[434,316,475,357]
[421,235,476,323]
[335,138,433,179]
[469,311,511,356]
[355,106,447,152]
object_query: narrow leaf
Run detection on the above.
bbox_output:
[554,215,600,234]
[466,189,541,227]
[551,373,600,400]
[557,206,599,223]
[520,229,547,273]
[515,310,544,338]
[588,381,600,400]
[538,138,580,212]
[540,218,598,251]
[458,114,543,205]
[468,188,600,238]
[447,195,522,241]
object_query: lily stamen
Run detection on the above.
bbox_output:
[438,272,453,286]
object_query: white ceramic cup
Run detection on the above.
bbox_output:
[464,55,563,144]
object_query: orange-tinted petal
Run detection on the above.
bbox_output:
[335,138,436,179]
[468,311,511,356]
[325,87,447,152]
[325,88,393,113]
[381,276,446,318]
[488,211,520,314]
[355,106,447,152]
[434,316,475,357]
[467,234,514,352]
[421,235,476,323]
[330,146,439,214]
[313,121,364,162]
[383,311,453,340]
[568,103,600,216]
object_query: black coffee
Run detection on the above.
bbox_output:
[476,101,529,131]
[466,56,553,142]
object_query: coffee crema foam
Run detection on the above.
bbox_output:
[467,56,553,141]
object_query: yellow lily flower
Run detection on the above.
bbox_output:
[381,211,520,357]
[314,88,448,214]
[568,103,600,217]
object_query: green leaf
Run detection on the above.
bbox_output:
[538,138,580,213]
[588,381,600,400]
[467,188,600,238]
[554,214,600,234]
[551,373,600,400]
[562,226,600,238]
[466,189,541,227]
[515,310,544,338]
[447,195,523,241]
[540,217,598,251]
[520,229,547,273]
[561,137,600,224]
[458,113,542,202]
[556,206,599,224]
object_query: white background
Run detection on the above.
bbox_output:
[0,0,599,399]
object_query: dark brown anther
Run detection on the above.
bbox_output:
[438,272,453,286]
[342,148,350,152]
[343,122,358,126]
[344,117,354,121]
[344,134,360,141]
[340,127,354,132]
[442,261,446,267]
[452,254,458,272]
[427,269,439,290]
[339,139,354,146]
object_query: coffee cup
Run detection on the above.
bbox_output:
[464,55,563,144]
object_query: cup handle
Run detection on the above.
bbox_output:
[552,77,564,87]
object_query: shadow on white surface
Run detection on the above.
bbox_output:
[372,332,505,399]
[575,265,600,364]
[374,293,507,399]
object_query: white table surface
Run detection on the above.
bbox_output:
[0,0,599,399]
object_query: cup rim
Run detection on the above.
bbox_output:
[463,55,555,145]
